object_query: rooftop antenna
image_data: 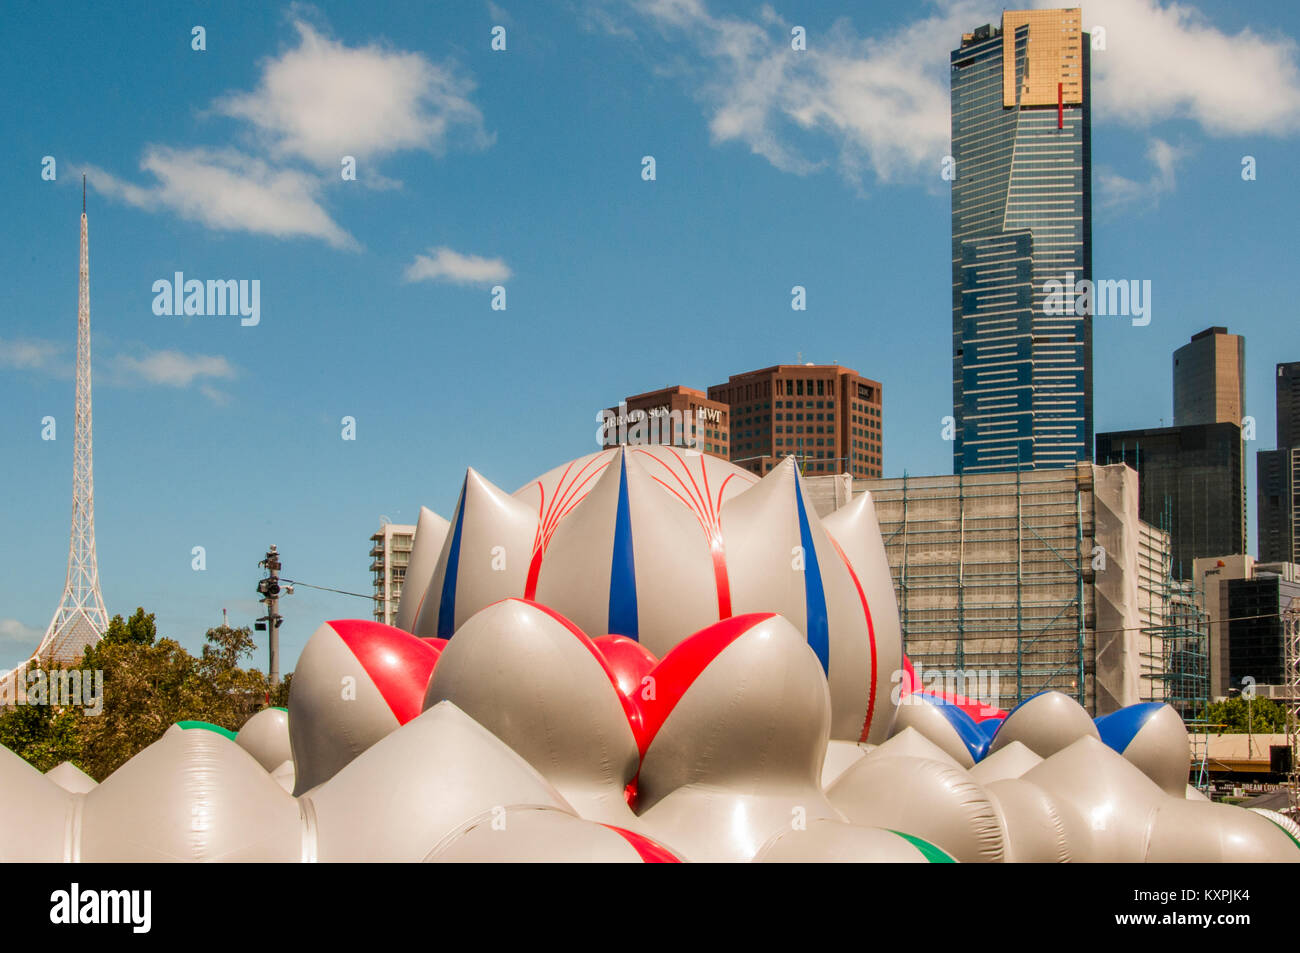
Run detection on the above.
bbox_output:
[82,173,86,213]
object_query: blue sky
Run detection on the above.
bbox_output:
[3,0,1299,671]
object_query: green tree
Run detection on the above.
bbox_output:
[1206,695,1288,733]
[2,611,291,781]
[102,607,157,646]
[0,681,84,773]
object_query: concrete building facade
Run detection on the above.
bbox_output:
[708,364,882,479]
[369,522,415,626]
[812,463,1177,715]
[1172,326,1245,428]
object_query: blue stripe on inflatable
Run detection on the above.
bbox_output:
[436,477,468,640]
[1095,702,1163,754]
[795,482,829,673]
[916,692,988,761]
[607,455,639,639]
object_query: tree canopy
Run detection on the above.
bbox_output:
[0,609,290,780]
[1205,695,1288,734]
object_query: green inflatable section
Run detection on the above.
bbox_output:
[175,721,238,741]
[889,829,956,863]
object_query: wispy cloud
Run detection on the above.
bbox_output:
[601,0,1300,190]
[215,20,490,170]
[1073,0,1300,135]
[0,618,42,663]
[114,350,236,389]
[0,338,70,377]
[86,147,356,249]
[1099,137,1190,210]
[404,246,512,285]
[86,17,491,248]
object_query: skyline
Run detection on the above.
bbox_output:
[3,0,1300,672]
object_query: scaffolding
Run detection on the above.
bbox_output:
[1285,598,1300,812]
[869,467,1093,712]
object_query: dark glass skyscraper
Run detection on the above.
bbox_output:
[950,10,1092,473]
[1257,361,1300,563]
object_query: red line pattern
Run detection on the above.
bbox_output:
[523,452,612,599]
[630,448,756,619]
[825,530,878,742]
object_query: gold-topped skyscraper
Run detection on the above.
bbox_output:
[951,9,1092,473]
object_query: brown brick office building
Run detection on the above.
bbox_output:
[602,385,730,459]
[707,365,882,478]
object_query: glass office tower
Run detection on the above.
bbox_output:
[950,10,1092,473]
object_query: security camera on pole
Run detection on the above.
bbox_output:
[256,545,292,688]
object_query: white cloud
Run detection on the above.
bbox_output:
[0,339,69,375]
[404,246,511,285]
[1099,137,1190,209]
[624,0,985,184]
[614,0,1300,187]
[114,350,237,389]
[0,619,41,648]
[216,20,490,169]
[1060,0,1300,135]
[86,148,356,249]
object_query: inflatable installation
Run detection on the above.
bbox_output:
[0,447,1296,862]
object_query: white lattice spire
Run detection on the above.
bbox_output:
[35,182,109,664]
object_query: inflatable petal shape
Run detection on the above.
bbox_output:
[1147,799,1300,862]
[983,778,1078,863]
[79,726,300,862]
[46,760,97,794]
[827,747,1004,863]
[1095,702,1189,796]
[821,490,903,743]
[423,599,641,826]
[0,744,73,861]
[821,740,869,789]
[721,458,880,743]
[889,693,980,768]
[235,706,291,772]
[635,613,843,861]
[413,469,538,639]
[425,805,681,863]
[968,741,1043,785]
[753,819,946,863]
[532,447,720,654]
[395,506,451,632]
[987,690,1100,760]
[1021,735,1165,862]
[303,701,573,863]
[288,619,440,794]
[592,634,658,701]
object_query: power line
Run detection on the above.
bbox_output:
[278,577,371,598]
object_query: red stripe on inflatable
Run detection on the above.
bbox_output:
[825,532,878,743]
[602,825,682,863]
[636,451,733,620]
[638,612,775,759]
[523,545,544,601]
[328,619,441,725]
[525,455,611,600]
[709,536,731,619]
[511,599,647,751]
